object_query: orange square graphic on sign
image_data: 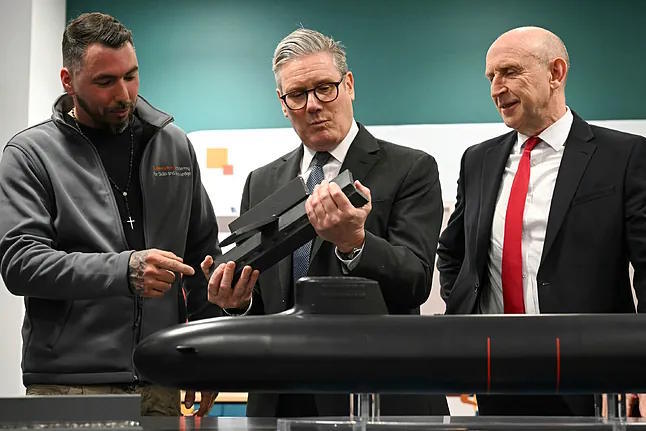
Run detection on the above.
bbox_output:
[206,148,228,168]
[222,164,234,175]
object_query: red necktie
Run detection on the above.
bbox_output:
[501,136,540,314]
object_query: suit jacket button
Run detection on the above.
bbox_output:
[474,281,480,293]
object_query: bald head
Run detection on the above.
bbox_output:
[490,26,569,70]
[485,26,570,136]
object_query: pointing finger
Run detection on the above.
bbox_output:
[158,258,195,276]
[154,249,184,261]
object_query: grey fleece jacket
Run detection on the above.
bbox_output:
[0,94,221,385]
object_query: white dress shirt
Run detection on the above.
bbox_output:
[299,120,358,182]
[480,108,574,314]
[300,119,363,270]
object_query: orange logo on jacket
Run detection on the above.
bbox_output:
[152,165,192,177]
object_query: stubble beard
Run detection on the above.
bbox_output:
[76,94,133,135]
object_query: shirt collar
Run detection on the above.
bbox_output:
[517,107,573,151]
[301,119,358,173]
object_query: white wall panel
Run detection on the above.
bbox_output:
[189,119,646,218]
[0,0,66,397]
[0,0,33,397]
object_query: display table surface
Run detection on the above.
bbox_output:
[3,416,645,430]
[142,416,646,430]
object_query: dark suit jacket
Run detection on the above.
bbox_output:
[241,123,448,417]
[437,112,646,415]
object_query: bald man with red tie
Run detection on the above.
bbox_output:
[437,26,646,416]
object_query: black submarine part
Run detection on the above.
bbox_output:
[212,202,314,280]
[219,215,278,248]
[228,176,308,234]
[222,169,367,248]
[134,313,646,394]
[133,276,646,394]
[292,277,388,315]
[134,312,646,394]
[212,170,368,279]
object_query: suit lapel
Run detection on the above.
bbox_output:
[338,124,381,182]
[273,146,303,304]
[540,114,596,264]
[310,123,380,261]
[272,147,302,188]
[475,132,516,271]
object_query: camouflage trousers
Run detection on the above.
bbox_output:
[26,383,180,416]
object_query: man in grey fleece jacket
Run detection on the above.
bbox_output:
[0,12,258,416]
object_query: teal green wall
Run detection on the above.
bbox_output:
[67,0,646,132]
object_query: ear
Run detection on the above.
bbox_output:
[61,67,75,95]
[276,88,288,118]
[549,58,568,90]
[344,71,355,101]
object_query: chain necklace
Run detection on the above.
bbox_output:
[71,111,137,230]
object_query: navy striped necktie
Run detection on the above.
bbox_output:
[292,151,332,286]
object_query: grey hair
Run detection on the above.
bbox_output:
[272,28,348,90]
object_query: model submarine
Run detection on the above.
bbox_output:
[134,277,646,394]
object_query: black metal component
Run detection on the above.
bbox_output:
[292,277,388,315]
[213,170,368,281]
[228,176,308,234]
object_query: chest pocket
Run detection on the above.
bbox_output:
[572,185,616,207]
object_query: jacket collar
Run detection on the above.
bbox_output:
[51,94,173,130]
[339,122,381,181]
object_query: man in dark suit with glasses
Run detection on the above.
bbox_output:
[202,27,448,418]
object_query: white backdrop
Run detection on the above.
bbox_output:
[189,119,646,221]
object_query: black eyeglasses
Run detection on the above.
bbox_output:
[279,75,345,110]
